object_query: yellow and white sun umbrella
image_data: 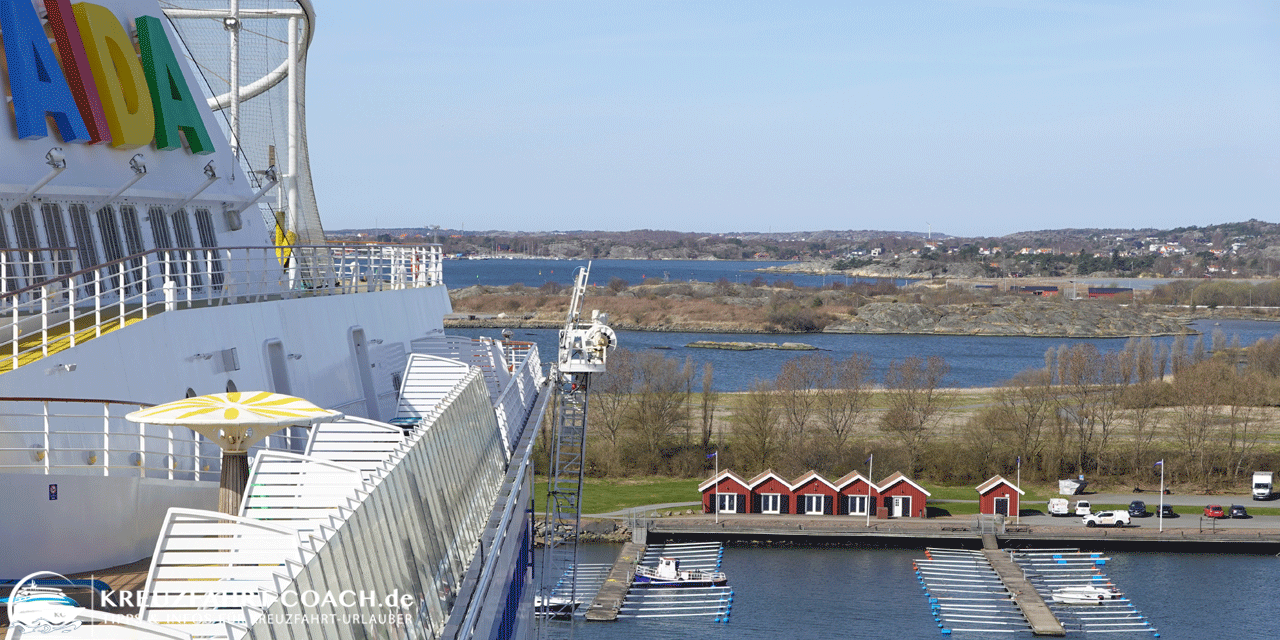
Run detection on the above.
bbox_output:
[127,391,343,452]
[127,392,343,514]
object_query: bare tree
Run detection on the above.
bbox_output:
[986,368,1054,480]
[816,353,873,453]
[733,381,783,471]
[1169,360,1224,485]
[880,355,951,476]
[591,347,635,448]
[625,351,693,467]
[775,354,825,438]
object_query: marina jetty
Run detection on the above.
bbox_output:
[640,514,1280,554]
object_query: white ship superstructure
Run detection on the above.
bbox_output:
[0,2,545,638]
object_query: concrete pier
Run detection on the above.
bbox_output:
[983,549,1065,637]
[584,541,645,621]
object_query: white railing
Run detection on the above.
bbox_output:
[0,397,306,479]
[0,242,443,372]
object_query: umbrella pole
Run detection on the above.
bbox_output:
[219,451,250,515]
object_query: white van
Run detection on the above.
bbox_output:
[1048,498,1070,516]
[1074,500,1091,516]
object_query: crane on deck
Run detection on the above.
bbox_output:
[538,263,616,626]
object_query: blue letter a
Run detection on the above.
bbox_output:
[0,0,90,141]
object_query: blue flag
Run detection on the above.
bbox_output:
[865,455,873,464]
[1154,460,1163,466]
[707,451,717,459]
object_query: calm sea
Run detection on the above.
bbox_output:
[550,544,1278,640]
[441,257,903,289]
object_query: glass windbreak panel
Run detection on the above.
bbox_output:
[119,205,145,294]
[192,208,223,288]
[39,203,73,277]
[96,206,124,290]
[68,204,99,291]
[0,210,16,293]
[10,203,44,283]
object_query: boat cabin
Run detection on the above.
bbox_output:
[747,469,792,514]
[976,475,1024,517]
[876,472,931,519]
[834,471,879,517]
[790,470,838,515]
[699,470,749,513]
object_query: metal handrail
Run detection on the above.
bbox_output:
[0,242,443,372]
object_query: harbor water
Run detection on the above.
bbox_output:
[455,319,1280,392]
[551,543,1278,640]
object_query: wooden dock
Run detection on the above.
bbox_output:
[983,549,1065,636]
[584,541,644,621]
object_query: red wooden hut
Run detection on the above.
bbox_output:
[790,470,838,515]
[747,469,793,514]
[876,472,931,519]
[699,470,750,514]
[976,475,1023,517]
[834,471,879,517]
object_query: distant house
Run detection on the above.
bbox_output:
[699,470,749,514]
[747,469,793,515]
[975,475,1024,517]
[877,472,931,519]
[1087,287,1133,299]
[834,471,879,517]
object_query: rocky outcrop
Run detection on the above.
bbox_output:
[825,301,1190,337]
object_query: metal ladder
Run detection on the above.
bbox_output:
[540,373,590,625]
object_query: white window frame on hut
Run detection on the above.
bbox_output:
[804,494,826,515]
[717,493,738,513]
[760,493,781,514]
[847,495,868,516]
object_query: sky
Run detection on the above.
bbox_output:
[304,1,1280,238]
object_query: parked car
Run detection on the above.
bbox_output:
[1048,498,1070,516]
[1204,505,1228,518]
[1158,504,1178,518]
[1128,500,1149,517]
[1083,511,1131,527]
[1229,505,1250,519]
[1074,500,1092,516]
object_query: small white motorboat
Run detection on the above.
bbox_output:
[633,557,727,587]
[1051,585,1122,605]
[533,595,580,619]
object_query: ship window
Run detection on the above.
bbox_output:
[97,206,125,290]
[170,209,201,288]
[10,203,45,283]
[185,387,197,398]
[193,208,223,287]
[119,205,145,294]
[68,204,99,291]
[226,380,237,393]
[148,206,180,286]
[0,210,13,293]
[39,203,73,278]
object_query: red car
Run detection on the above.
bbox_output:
[1204,505,1227,518]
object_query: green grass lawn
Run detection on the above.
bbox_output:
[533,476,700,515]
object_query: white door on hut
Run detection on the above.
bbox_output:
[994,496,1009,516]
[892,496,910,518]
[847,495,868,516]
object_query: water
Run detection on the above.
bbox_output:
[452,319,1280,392]
[441,258,907,290]
[551,544,1279,639]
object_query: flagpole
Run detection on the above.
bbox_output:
[1158,460,1164,533]
[1016,456,1021,525]
[714,449,719,525]
[866,453,873,528]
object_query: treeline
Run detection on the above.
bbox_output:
[553,333,1280,491]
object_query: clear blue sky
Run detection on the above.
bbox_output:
[306,1,1279,238]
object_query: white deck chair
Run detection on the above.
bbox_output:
[138,509,303,640]
[238,451,364,535]
[303,416,406,475]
